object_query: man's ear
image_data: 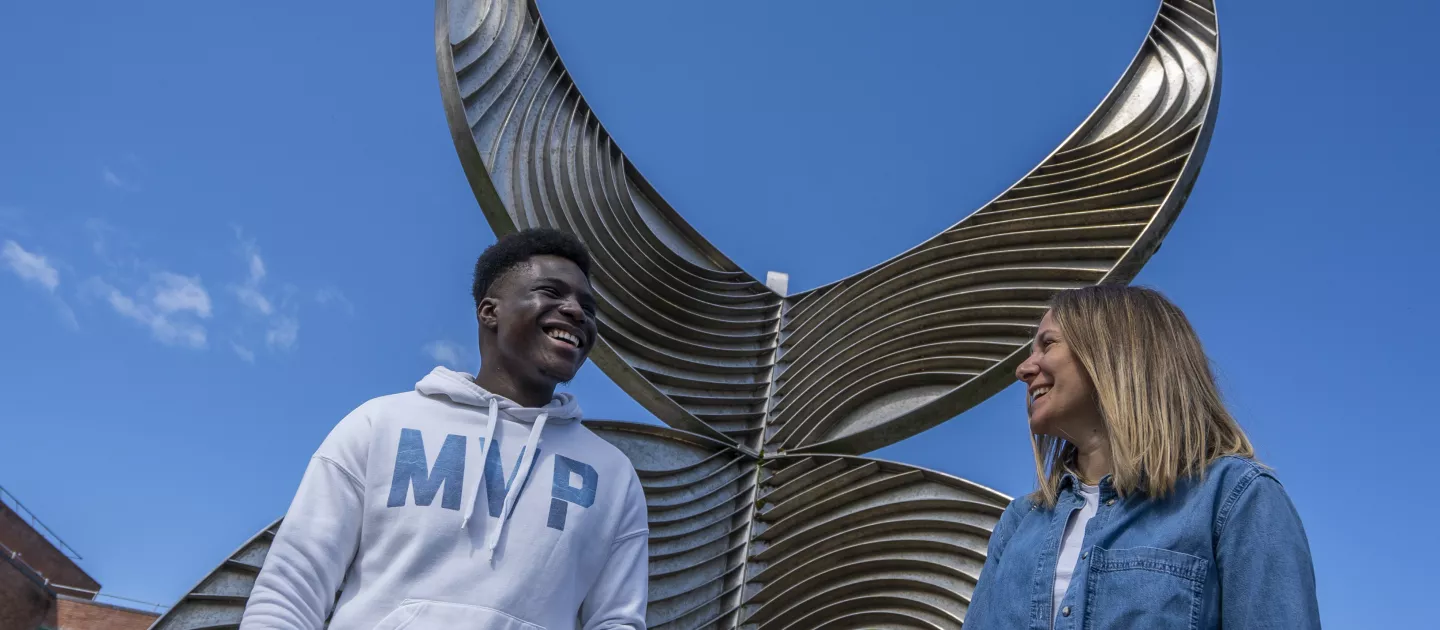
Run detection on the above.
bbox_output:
[477,298,500,331]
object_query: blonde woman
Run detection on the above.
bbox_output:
[964,285,1320,629]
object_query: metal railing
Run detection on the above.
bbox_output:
[0,486,168,614]
[0,485,82,561]
[55,584,171,613]
[1,538,170,614]
[1,538,54,593]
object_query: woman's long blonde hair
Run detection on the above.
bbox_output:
[1031,284,1254,508]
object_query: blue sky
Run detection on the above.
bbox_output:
[0,0,1433,625]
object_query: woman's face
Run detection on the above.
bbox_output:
[1016,311,1101,438]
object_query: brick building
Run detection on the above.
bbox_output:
[0,487,160,630]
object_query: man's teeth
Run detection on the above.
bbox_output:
[546,329,580,347]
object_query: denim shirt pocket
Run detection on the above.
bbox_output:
[1084,546,1208,630]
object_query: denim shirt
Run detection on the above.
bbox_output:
[964,456,1320,629]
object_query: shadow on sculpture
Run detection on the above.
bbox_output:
[153,0,1220,627]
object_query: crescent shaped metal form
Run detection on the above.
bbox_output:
[151,422,1011,630]
[154,2,1220,628]
[434,0,1221,457]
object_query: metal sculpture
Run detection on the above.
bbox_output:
[435,0,1220,457]
[154,0,1220,627]
[154,423,1009,629]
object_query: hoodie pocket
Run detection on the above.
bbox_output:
[371,599,545,630]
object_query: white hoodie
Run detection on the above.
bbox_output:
[240,367,649,630]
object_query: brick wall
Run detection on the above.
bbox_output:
[0,504,99,598]
[54,596,158,630]
[0,551,57,630]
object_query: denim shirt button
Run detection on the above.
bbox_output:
[1105,498,1116,506]
[1081,551,1088,559]
[1062,606,1072,617]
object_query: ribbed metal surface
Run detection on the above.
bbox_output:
[584,423,756,629]
[151,520,279,630]
[771,0,1221,455]
[153,425,1007,630]
[745,456,1006,630]
[436,0,1222,457]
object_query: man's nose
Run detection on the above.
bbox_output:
[558,298,586,320]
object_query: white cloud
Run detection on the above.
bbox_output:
[266,316,299,351]
[423,340,469,369]
[55,302,80,331]
[232,234,273,316]
[152,272,212,318]
[229,228,301,353]
[315,287,354,315]
[83,218,134,263]
[91,274,211,350]
[2,240,60,292]
[101,166,140,192]
[2,239,79,330]
[246,247,266,283]
[234,286,273,316]
[231,342,256,364]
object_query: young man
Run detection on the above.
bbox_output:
[241,229,648,630]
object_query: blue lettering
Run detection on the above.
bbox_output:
[480,437,540,519]
[386,429,466,510]
[548,455,598,530]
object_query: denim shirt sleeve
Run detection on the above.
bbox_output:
[1215,470,1321,628]
[964,496,1028,627]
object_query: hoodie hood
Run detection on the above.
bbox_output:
[414,366,583,561]
[415,367,583,423]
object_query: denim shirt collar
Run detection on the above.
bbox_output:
[1059,470,1120,501]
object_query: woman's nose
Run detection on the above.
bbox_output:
[1016,354,1039,382]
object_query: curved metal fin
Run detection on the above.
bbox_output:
[437,0,1221,456]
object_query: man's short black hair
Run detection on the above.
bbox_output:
[472,228,592,307]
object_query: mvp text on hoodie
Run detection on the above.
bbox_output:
[240,367,649,630]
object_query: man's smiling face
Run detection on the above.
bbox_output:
[480,254,598,391]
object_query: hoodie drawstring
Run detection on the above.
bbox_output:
[460,398,501,530]
[484,411,547,562]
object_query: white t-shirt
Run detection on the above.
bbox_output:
[1053,482,1100,624]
